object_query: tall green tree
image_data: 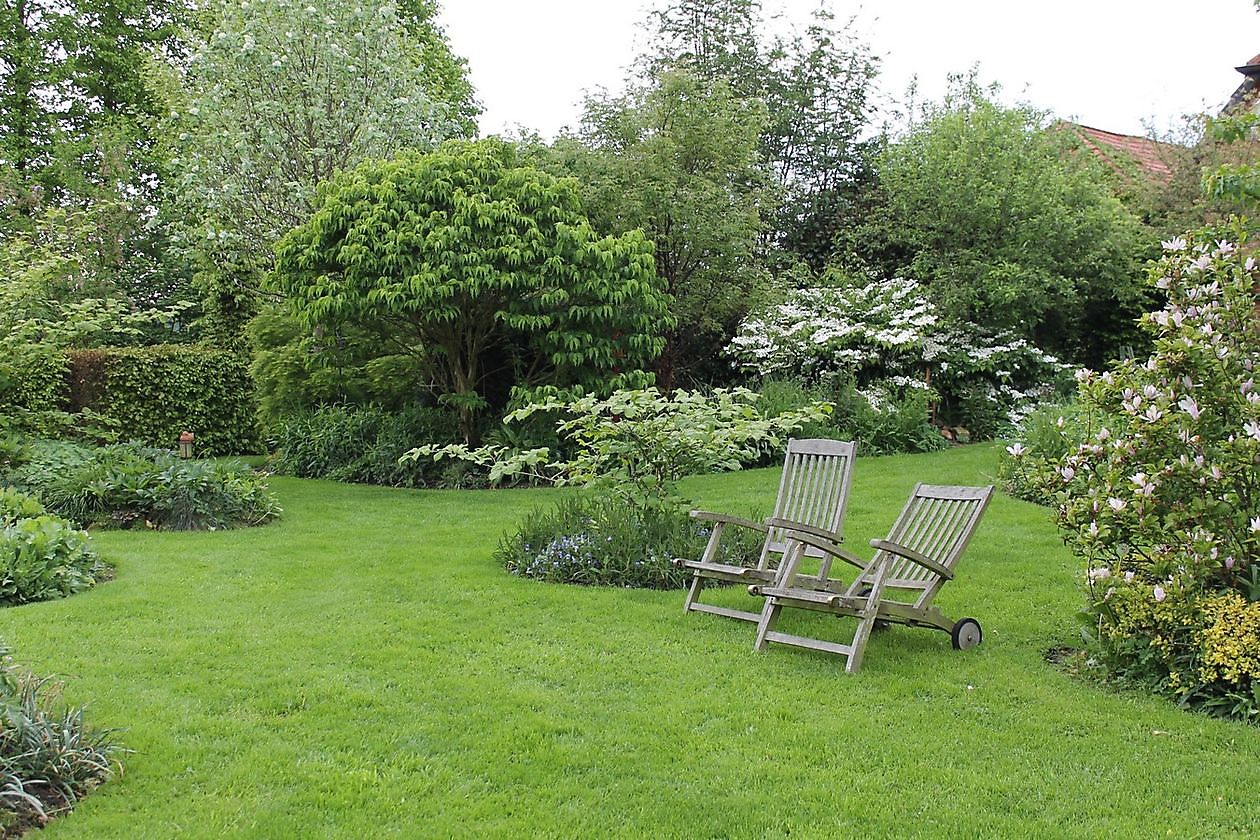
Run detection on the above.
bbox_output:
[848,79,1151,367]
[271,139,673,444]
[548,70,770,389]
[172,0,469,342]
[641,0,877,270]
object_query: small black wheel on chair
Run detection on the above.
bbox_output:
[951,618,982,650]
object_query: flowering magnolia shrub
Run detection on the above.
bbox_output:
[727,274,1071,435]
[1037,231,1260,719]
[996,403,1098,505]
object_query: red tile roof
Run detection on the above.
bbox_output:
[1069,124,1174,182]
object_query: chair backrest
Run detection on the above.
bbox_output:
[761,439,857,567]
[871,483,993,606]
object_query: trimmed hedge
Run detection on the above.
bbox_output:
[0,348,68,415]
[66,346,259,456]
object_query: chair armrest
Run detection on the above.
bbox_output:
[869,538,954,580]
[763,517,842,544]
[771,522,867,571]
[689,510,769,533]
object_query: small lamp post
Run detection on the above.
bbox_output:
[178,431,195,459]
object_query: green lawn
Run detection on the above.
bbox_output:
[3,445,1257,838]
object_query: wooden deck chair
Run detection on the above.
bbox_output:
[675,438,857,623]
[749,483,994,673]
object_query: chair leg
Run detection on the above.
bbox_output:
[683,573,706,613]
[845,611,878,674]
[753,600,781,651]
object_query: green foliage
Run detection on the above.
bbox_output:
[66,345,259,456]
[269,405,461,488]
[755,377,947,457]
[248,308,433,428]
[0,488,106,606]
[848,77,1152,368]
[496,494,762,589]
[996,403,1095,505]
[0,639,121,834]
[410,387,832,512]
[171,0,462,338]
[272,138,673,443]
[640,0,878,271]
[5,439,280,531]
[1203,113,1260,211]
[1044,229,1260,720]
[730,272,1074,436]
[551,70,768,387]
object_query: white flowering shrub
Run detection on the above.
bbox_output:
[728,273,1071,437]
[1035,229,1260,719]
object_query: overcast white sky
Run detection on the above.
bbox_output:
[436,0,1260,140]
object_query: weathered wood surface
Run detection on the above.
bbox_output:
[752,484,994,671]
[679,438,858,623]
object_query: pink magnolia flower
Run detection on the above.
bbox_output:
[1225,557,1236,571]
[1250,516,1260,533]
[1088,567,1111,582]
[1060,466,1076,482]
[1124,570,1135,583]
[1153,586,1167,602]
[1244,420,1260,443]
[1108,498,1126,512]
[1005,442,1027,457]
[1161,237,1187,251]
[1177,396,1202,421]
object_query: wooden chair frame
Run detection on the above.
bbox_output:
[674,439,857,623]
[749,483,994,672]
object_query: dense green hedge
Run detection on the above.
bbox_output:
[66,346,259,455]
[0,348,68,415]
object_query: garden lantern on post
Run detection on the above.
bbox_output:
[178,431,195,459]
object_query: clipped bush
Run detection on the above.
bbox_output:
[66,345,259,455]
[0,348,68,417]
[4,440,280,531]
[269,405,462,487]
[0,488,106,607]
[0,640,122,835]
[496,494,764,589]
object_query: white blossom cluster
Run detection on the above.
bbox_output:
[728,274,1071,424]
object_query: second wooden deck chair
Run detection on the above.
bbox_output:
[675,438,857,623]
[749,483,994,673]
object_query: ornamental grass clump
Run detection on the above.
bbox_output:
[1039,228,1260,720]
[0,640,122,836]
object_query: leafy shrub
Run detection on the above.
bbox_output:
[66,345,259,455]
[4,440,280,531]
[996,403,1095,505]
[270,405,463,487]
[729,273,1073,437]
[0,347,67,417]
[496,494,764,589]
[1050,230,1260,721]
[754,377,946,457]
[0,640,122,835]
[0,488,106,607]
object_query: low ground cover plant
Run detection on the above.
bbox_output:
[496,494,763,588]
[409,387,826,587]
[0,639,121,836]
[1010,229,1260,721]
[3,440,280,531]
[0,488,107,607]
